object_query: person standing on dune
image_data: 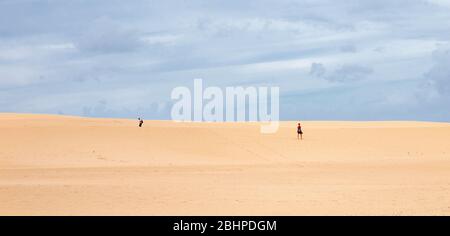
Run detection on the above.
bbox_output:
[138,118,144,127]
[297,122,303,140]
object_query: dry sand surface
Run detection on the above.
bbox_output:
[1,113,449,215]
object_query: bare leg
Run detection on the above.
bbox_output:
[300,134,303,140]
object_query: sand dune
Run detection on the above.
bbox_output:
[0,113,449,215]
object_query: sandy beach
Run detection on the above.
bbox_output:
[0,113,449,215]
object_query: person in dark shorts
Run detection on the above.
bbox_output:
[138,118,144,127]
[297,122,303,140]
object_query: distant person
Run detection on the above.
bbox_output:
[138,118,144,127]
[297,122,303,140]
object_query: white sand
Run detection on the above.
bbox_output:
[1,113,449,215]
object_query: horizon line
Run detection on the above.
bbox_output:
[1,112,449,124]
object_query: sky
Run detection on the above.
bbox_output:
[1,0,450,121]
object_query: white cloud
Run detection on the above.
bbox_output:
[1,0,450,120]
[140,34,181,45]
[427,0,450,8]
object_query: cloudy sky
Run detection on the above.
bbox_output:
[1,0,450,121]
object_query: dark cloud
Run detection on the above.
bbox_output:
[340,44,357,53]
[310,63,373,83]
[309,62,326,77]
[325,65,373,83]
[425,46,450,95]
[76,17,145,54]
